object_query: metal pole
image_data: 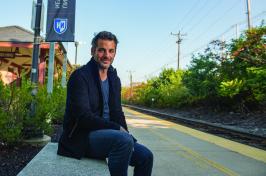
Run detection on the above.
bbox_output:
[29,0,43,138]
[75,41,78,64]
[31,0,42,84]
[61,52,67,87]
[246,0,252,29]
[47,42,55,93]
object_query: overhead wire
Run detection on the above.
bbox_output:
[183,0,220,33]
[191,0,241,43]
[132,1,205,81]
[139,10,266,82]
[184,0,225,35]
[179,0,209,31]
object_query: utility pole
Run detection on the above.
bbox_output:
[221,35,225,61]
[171,30,186,70]
[127,71,134,98]
[235,24,239,39]
[246,0,252,29]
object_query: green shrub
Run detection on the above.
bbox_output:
[218,78,244,98]
[123,26,266,112]
[182,40,223,99]
[125,68,192,108]
[0,77,66,144]
[246,67,266,102]
[0,79,24,144]
[46,82,66,124]
[0,109,23,144]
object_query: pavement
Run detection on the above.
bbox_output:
[17,107,266,176]
[124,107,266,176]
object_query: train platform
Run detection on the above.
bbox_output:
[124,107,266,176]
[18,107,266,176]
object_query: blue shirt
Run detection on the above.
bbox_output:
[101,79,110,120]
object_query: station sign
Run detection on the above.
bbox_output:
[46,0,76,42]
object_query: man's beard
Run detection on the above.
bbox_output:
[95,57,112,69]
[98,62,109,69]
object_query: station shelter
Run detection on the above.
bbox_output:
[0,25,71,86]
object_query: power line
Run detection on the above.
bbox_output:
[183,1,219,32]
[136,54,177,80]
[136,1,242,80]
[238,11,266,25]
[131,1,213,73]
[180,0,209,31]
[138,0,206,63]
[184,0,221,34]
[139,10,266,82]
[179,0,200,29]
[190,0,240,43]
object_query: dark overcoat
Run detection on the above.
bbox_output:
[57,58,129,159]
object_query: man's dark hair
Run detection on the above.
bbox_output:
[91,31,119,49]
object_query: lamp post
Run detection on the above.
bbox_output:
[74,41,79,65]
[74,41,86,65]
[27,0,43,139]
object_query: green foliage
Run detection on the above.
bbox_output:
[0,77,66,145]
[246,67,266,102]
[125,68,191,108]
[0,79,24,144]
[182,40,224,99]
[123,25,266,112]
[218,26,266,109]
[182,26,266,110]
[48,82,66,124]
[0,108,22,144]
[218,78,244,98]
[23,86,52,138]
[182,55,220,98]
[0,77,31,144]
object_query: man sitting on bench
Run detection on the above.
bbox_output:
[57,31,153,176]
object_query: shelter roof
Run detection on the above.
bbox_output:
[0,25,43,43]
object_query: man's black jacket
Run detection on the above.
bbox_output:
[57,58,129,159]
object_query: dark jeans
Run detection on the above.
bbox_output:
[85,129,153,176]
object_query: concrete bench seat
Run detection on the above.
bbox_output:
[18,142,109,176]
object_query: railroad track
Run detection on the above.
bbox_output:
[123,104,266,150]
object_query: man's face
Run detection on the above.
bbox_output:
[91,39,116,69]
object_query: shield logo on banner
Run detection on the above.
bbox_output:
[54,18,68,34]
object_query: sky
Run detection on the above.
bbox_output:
[0,0,266,86]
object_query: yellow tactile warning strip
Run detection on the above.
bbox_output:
[148,127,240,176]
[124,108,266,164]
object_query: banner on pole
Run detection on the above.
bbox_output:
[46,0,76,42]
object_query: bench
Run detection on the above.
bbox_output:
[17,142,109,176]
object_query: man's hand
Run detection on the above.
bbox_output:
[120,126,128,133]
